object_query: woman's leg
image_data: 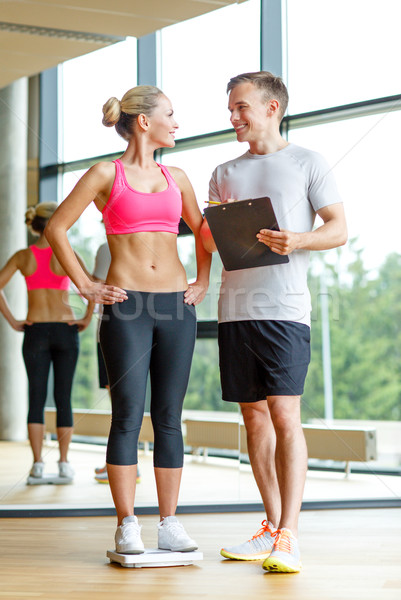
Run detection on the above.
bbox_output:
[149,295,196,518]
[22,325,51,463]
[27,423,46,463]
[107,464,139,524]
[154,467,183,518]
[56,427,74,463]
[100,295,153,525]
[51,324,79,463]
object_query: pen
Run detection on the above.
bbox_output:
[205,200,221,205]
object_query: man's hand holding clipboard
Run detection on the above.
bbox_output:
[204,197,289,272]
[256,227,300,256]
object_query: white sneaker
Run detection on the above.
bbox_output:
[58,462,74,478]
[157,516,198,552]
[30,462,44,478]
[115,516,145,554]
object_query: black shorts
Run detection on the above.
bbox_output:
[218,320,310,403]
[97,342,109,388]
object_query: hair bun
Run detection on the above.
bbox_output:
[35,202,58,219]
[25,202,58,231]
[25,206,36,226]
[102,97,121,127]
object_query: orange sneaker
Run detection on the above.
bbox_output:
[262,528,301,573]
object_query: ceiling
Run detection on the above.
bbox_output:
[0,0,245,90]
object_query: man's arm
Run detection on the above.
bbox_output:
[256,202,347,255]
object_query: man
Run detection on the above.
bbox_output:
[200,71,347,573]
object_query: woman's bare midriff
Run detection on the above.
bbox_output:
[106,231,188,292]
[27,289,76,322]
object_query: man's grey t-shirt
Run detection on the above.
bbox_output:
[208,144,343,327]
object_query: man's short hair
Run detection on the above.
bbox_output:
[227,71,289,121]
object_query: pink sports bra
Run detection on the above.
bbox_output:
[102,159,182,235]
[25,245,70,291]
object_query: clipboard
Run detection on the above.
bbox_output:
[204,197,289,271]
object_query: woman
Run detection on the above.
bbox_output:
[0,202,94,481]
[45,85,211,553]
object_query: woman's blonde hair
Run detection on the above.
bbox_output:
[25,202,58,234]
[102,85,164,141]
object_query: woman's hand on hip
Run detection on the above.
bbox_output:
[13,319,32,332]
[68,317,90,332]
[81,282,128,305]
[184,280,208,306]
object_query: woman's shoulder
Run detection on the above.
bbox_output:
[163,165,189,186]
[15,247,32,262]
[11,247,33,271]
[162,166,197,202]
[163,165,183,176]
[80,161,118,199]
[88,160,117,179]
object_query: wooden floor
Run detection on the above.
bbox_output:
[0,509,400,600]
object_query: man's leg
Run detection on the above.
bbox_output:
[240,400,280,527]
[267,395,307,537]
[220,400,280,561]
[262,395,306,573]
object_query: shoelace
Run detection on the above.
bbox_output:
[164,520,185,533]
[271,529,293,552]
[121,522,140,540]
[123,521,139,531]
[251,519,273,540]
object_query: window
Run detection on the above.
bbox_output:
[160,0,260,139]
[288,110,401,471]
[288,110,401,271]
[60,37,137,162]
[286,0,401,114]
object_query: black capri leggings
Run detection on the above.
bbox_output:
[22,322,79,427]
[100,290,196,468]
